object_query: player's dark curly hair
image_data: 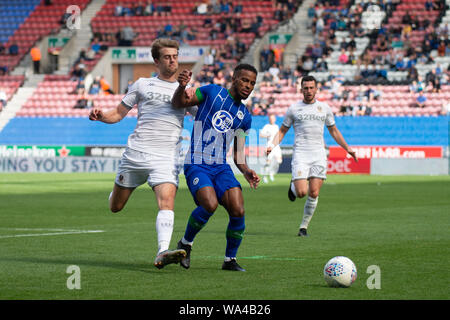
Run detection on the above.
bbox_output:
[301,75,317,86]
[234,63,258,76]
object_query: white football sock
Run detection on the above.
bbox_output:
[156,210,174,254]
[300,196,318,229]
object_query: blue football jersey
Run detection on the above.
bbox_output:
[186,84,252,165]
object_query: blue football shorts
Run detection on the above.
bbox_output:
[184,163,242,205]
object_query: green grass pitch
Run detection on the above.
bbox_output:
[0,173,449,300]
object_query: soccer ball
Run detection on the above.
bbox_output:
[323,256,357,288]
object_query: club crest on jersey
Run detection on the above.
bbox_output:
[317,106,322,112]
[212,110,233,133]
[236,110,244,120]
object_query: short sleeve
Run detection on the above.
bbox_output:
[197,84,215,103]
[121,79,141,109]
[325,104,335,127]
[282,106,294,128]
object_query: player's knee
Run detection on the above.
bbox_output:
[309,190,320,198]
[202,199,218,213]
[158,197,175,211]
[230,207,245,217]
[297,190,308,198]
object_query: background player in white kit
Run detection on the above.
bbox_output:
[266,76,357,236]
[259,114,282,183]
[89,39,195,268]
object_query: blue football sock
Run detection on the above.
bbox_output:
[183,206,214,243]
[225,216,245,259]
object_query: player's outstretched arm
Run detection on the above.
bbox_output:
[266,125,289,155]
[89,102,130,124]
[172,69,200,108]
[234,135,260,189]
[327,125,358,162]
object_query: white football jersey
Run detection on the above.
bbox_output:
[121,77,196,154]
[282,99,335,156]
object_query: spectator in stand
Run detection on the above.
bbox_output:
[74,93,94,109]
[220,0,231,14]
[0,87,7,111]
[329,77,342,100]
[163,1,172,16]
[260,71,273,87]
[268,63,280,81]
[409,80,419,93]
[8,43,18,55]
[195,1,208,15]
[91,37,101,54]
[376,34,389,51]
[71,63,87,81]
[315,58,328,72]
[408,65,419,82]
[437,41,446,57]
[0,65,7,75]
[426,68,441,93]
[414,89,427,108]
[425,0,434,11]
[338,49,349,64]
[213,70,227,86]
[0,42,5,54]
[30,46,41,74]
[114,2,124,16]
[88,82,101,95]
[354,98,369,116]
[133,1,145,16]
[118,26,136,46]
[100,76,114,94]
[144,0,155,16]
[315,13,324,36]
[233,0,243,13]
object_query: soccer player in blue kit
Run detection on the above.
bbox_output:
[171,64,260,271]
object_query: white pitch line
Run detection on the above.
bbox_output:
[0,229,104,239]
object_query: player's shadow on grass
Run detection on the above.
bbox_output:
[1,256,185,274]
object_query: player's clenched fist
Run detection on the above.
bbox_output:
[89,108,103,121]
[177,69,192,87]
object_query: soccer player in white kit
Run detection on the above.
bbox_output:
[260,114,282,183]
[266,76,357,236]
[89,39,196,268]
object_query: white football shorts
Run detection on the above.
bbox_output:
[291,153,327,181]
[115,147,180,188]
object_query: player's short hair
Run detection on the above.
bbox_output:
[233,64,258,77]
[301,75,318,87]
[151,39,179,60]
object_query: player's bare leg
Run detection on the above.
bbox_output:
[220,187,246,271]
[289,179,308,201]
[153,183,186,269]
[109,183,135,213]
